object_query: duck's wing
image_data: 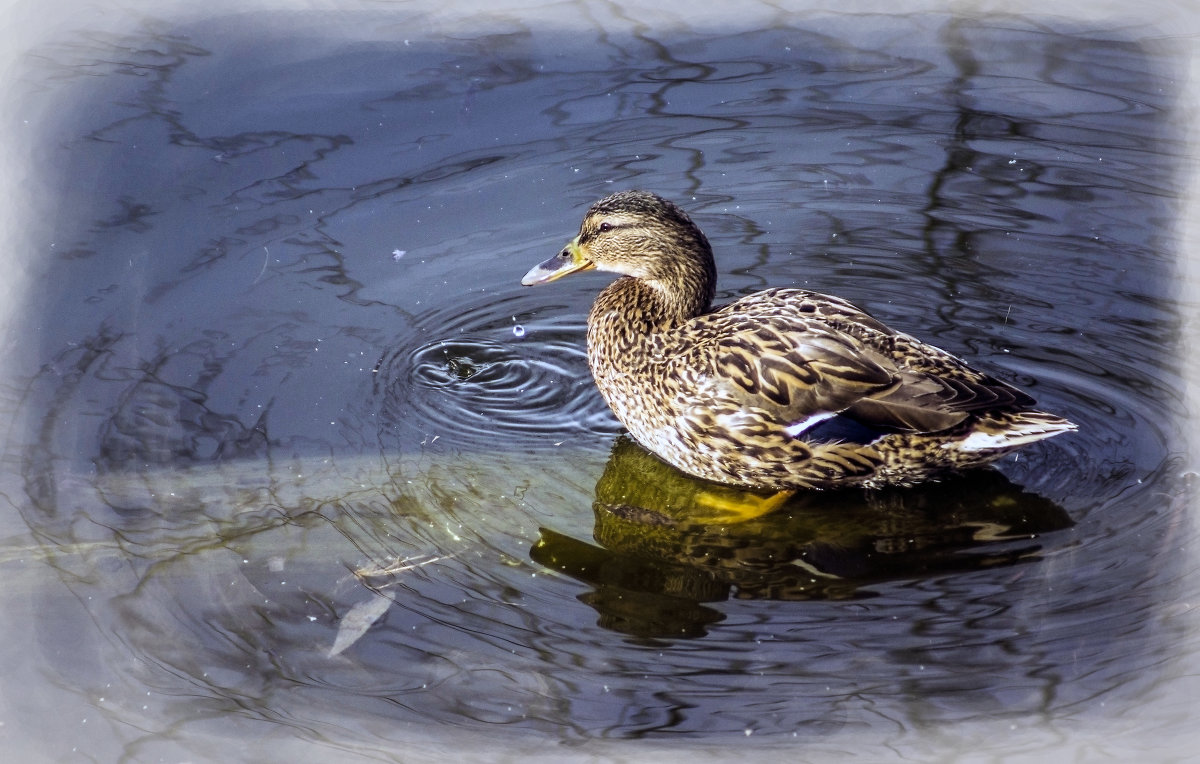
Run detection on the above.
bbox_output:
[667,289,1033,437]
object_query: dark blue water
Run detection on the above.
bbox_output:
[2,5,1195,761]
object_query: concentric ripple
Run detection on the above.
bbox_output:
[375,291,619,451]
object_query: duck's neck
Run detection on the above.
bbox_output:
[587,248,716,369]
[594,248,717,330]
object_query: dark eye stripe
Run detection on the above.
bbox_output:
[581,220,619,243]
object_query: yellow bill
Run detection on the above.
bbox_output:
[521,236,596,286]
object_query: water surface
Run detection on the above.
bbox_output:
[1,2,1197,760]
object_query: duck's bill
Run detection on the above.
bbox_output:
[521,238,596,286]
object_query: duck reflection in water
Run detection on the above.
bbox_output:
[531,436,1072,639]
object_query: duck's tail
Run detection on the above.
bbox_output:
[950,411,1077,453]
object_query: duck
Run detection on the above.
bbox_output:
[521,190,1075,492]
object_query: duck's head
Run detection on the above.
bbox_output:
[521,191,715,297]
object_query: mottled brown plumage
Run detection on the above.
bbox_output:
[521,190,1075,490]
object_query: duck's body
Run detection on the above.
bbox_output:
[522,191,1074,491]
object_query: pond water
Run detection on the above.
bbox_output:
[2,0,1198,760]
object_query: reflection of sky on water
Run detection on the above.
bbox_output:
[0,1,1197,761]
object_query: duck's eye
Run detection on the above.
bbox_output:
[597,221,614,233]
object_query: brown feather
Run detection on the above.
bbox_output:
[523,190,1076,490]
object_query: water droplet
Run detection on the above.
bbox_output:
[512,325,525,338]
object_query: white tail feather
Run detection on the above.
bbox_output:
[948,414,1076,453]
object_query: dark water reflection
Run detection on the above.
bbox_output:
[534,437,1074,638]
[3,5,1195,759]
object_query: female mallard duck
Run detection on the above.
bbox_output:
[521,190,1075,491]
